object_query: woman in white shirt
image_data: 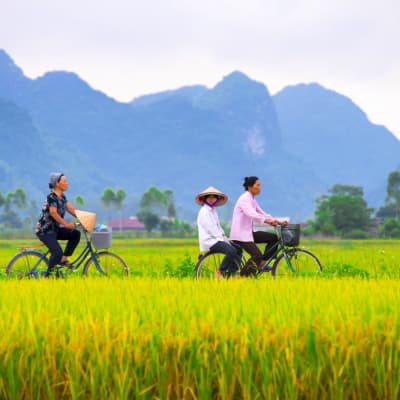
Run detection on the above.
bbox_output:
[196,186,242,278]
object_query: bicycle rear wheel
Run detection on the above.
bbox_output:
[5,250,49,279]
[83,251,129,277]
[272,248,322,277]
[194,252,243,279]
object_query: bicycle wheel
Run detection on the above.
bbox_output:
[83,251,129,277]
[272,248,322,277]
[5,250,49,279]
[194,252,243,279]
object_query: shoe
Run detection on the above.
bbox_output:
[240,263,257,277]
[60,261,74,269]
[261,265,274,272]
[259,262,274,272]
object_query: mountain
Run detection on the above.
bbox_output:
[1,48,399,222]
[0,98,48,195]
[273,84,400,207]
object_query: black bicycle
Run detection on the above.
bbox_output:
[194,224,322,279]
[5,225,128,279]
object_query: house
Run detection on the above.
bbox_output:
[108,216,145,231]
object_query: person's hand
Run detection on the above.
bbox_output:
[279,220,289,226]
[267,219,279,227]
[65,222,76,230]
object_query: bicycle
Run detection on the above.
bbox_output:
[5,223,129,279]
[194,224,322,279]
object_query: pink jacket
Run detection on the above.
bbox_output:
[229,191,273,242]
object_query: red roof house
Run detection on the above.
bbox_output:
[108,216,145,231]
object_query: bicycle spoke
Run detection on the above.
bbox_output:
[194,252,243,279]
[273,249,322,277]
[83,251,129,277]
[6,251,48,279]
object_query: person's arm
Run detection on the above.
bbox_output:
[254,200,288,226]
[239,196,272,224]
[66,201,77,218]
[49,207,75,230]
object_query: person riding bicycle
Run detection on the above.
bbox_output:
[35,172,81,277]
[230,176,288,276]
[196,186,242,278]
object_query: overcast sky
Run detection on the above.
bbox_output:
[1,0,399,138]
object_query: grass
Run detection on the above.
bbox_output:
[1,238,400,398]
[1,237,400,278]
[1,277,400,399]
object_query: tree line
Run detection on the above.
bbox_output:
[1,170,400,238]
[0,186,193,236]
[308,170,400,238]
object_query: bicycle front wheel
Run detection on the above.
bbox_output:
[83,251,129,277]
[272,248,322,277]
[5,250,49,279]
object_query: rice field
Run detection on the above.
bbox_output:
[0,238,400,399]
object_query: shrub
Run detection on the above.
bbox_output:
[342,229,369,239]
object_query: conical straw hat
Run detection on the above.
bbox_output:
[75,210,97,233]
[195,186,228,206]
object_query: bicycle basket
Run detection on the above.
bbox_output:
[91,227,112,249]
[281,224,300,246]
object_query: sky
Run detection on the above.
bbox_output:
[1,0,400,138]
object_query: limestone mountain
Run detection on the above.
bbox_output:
[1,48,399,221]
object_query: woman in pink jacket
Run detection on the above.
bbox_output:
[230,176,288,276]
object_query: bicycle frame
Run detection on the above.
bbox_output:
[259,226,297,273]
[67,230,103,273]
[26,229,103,274]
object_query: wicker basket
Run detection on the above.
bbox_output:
[281,224,300,246]
[91,227,112,249]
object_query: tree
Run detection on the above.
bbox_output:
[75,195,85,207]
[312,195,336,235]
[101,188,126,225]
[140,186,166,213]
[136,210,160,233]
[164,189,176,219]
[114,189,126,211]
[101,188,116,209]
[378,218,400,238]
[312,184,373,237]
[137,186,177,233]
[376,171,400,218]
[0,188,28,229]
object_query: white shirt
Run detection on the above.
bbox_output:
[197,204,228,251]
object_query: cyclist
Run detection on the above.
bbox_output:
[196,186,242,278]
[230,176,288,276]
[35,172,81,276]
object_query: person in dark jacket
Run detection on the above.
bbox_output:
[36,172,81,276]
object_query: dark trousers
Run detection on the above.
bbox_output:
[209,241,242,274]
[37,228,81,271]
[234,231,278,274]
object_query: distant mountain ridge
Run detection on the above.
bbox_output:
[0,48,399,222]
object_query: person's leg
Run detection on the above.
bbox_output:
[233,240,263,276]
[253,231,279,261]
[57,228,81,258]
[230,241,243,264]
[209,241,240,275]
[37,232,63,274]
